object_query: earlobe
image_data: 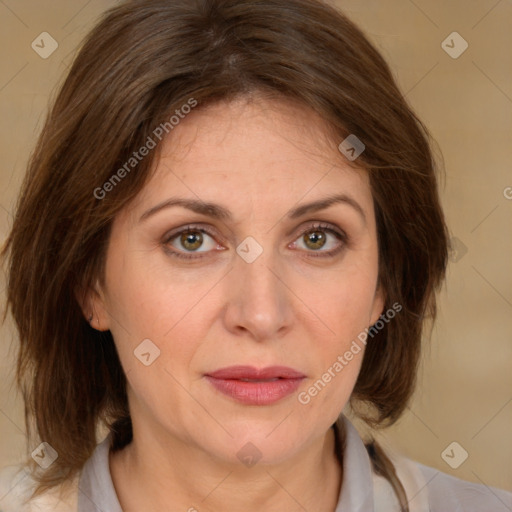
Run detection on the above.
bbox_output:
[74,280,111,331]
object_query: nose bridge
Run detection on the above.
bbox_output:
[224,243,292,340]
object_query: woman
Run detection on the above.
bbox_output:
[1,0,511,510]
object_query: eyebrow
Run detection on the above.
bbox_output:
[139,193,366,224]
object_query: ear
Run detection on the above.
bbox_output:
[369,281,386,326]
[75,279,111,332]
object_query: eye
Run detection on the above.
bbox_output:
[163,225,222,259]
[163,222,347,261]
[291,222,347,257]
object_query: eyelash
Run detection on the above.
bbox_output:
[162,222,348,260]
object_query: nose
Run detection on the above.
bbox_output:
[222,248,294,342]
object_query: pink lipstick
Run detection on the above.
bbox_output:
[205,365,305,406]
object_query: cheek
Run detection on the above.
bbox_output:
[294,258,377,408]
[304,257,379,336]
[103,266,210,424]
[104,244,204,336]
[103,251,222,390]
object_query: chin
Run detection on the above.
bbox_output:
[201,421,312,466]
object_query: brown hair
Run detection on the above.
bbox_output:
[1,0,448,506]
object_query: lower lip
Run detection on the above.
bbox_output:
[205,376,304,405]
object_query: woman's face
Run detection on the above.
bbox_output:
[90,97,384,465]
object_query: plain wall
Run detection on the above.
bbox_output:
[1,0,511,492]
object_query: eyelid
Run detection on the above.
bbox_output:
[293,221,346,240]
[162,224,219,244]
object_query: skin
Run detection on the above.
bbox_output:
[83,95,385,512]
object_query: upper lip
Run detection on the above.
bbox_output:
[206,366,305,380]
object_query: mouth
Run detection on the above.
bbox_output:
[238,377,280,382]
[204,366,305,406]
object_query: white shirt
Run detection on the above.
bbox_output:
[1,414,511,511]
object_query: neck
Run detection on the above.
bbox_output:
[110,423,343,512]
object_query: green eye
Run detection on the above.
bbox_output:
[164,226,220,259]
[303,230,328,250]
[179,231,205,251]
[294,223,347,257]
[163,222,347,261]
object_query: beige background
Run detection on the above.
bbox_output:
[0,0,511,495]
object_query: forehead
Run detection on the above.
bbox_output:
[127,96,372,219]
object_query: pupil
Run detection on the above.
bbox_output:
[306,231,325,250]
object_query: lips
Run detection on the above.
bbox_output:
[206,365,305,380]
[205,366,305,406]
